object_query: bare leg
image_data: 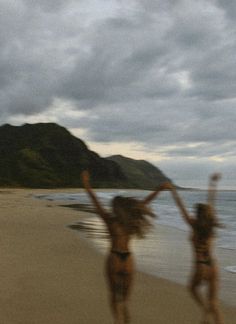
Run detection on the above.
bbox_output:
[107,273,130,323]
[123,306,130,324]
[189,281,209,324]
[109,278,125,324]
[189,274,206,309]
[122,272,133,323]
[111,272,133,323]
[206,276,224,324]
[110,295,123,324]
[189,270,212,324]
[106,254,134,324]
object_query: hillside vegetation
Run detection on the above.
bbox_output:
[0,123,171,189]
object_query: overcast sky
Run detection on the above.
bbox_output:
[1,0,236,188]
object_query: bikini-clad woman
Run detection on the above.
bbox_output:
[81,170,168,324]
[167,174,224,324]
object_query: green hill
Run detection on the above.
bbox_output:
[0,123,171,189]
[0,123,126,188]
[107,155,171,189]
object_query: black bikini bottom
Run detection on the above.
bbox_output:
[111,250,131,261]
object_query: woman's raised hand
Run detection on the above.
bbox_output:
[211,173,221,182]
[160,182,173,190]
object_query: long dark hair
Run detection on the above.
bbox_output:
[112,196,155,238]
[194,203,221,239]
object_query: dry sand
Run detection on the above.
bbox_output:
[0,188,235,324]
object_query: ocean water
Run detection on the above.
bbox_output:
[35,189,236,306]
[36,189,236,252]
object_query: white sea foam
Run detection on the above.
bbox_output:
[224,266,236,274]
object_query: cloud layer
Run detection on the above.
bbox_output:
[1,0,236,187]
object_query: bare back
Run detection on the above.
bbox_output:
[106,215,132,252]
[191,222,214,265]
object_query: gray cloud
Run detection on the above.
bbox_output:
[216,0,236,21]
[1,0,236,187]
[76,102,236,146]
[158,157,236,189]
[1,0,235,111]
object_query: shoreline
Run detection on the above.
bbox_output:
[65,203,236,308]
[0,188,235,323]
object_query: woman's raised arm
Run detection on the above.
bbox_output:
[207,173,222,226]
[168,184,194,227]
[207,173,221,210]
[81,170,110,223]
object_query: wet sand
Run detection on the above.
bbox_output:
[0,188,235,323]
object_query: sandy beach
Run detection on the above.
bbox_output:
[0,189,235,324]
